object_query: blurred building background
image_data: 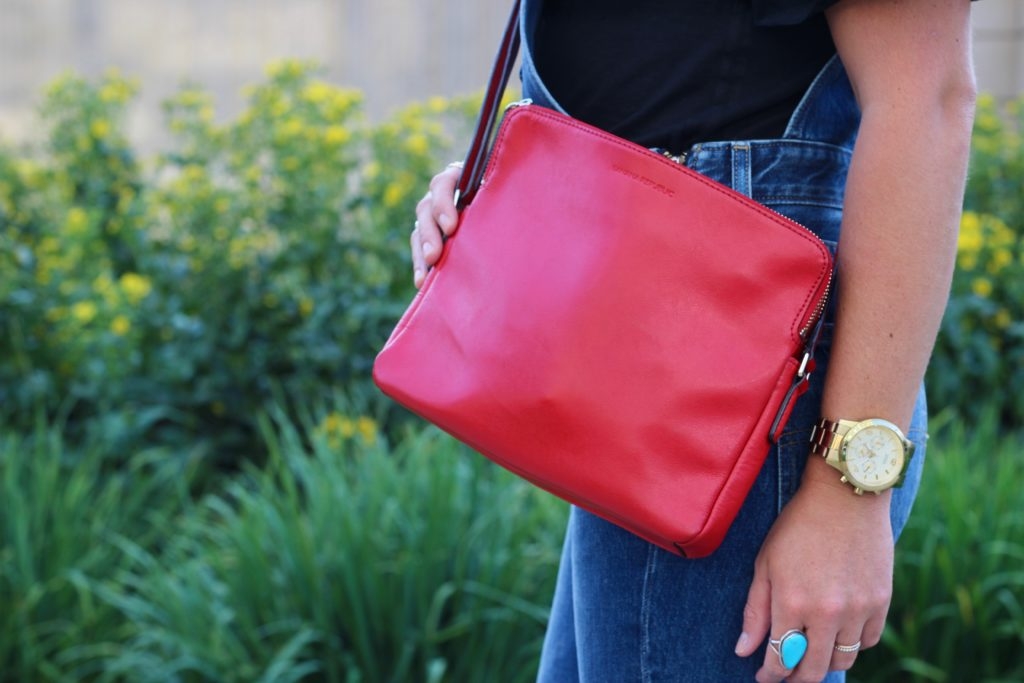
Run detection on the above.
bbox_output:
[0,0,1021,148]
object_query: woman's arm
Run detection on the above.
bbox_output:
[736,1,976,682]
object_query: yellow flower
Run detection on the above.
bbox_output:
[117,187,136,211]
[264,58,305,80]
[110,315,131,335]
[971,277,993,298]
[382,182,405,208]
[320,413,342,434]
[66,207,89,235]
[93,273,115,297]
[14,159,38,179]
[298,297,314,318]
[987,248,1014,275]
[317,412,359,448]
[90,119,111,140]
[271,98,291,118]
[301,81,332,104]
[958,252,978,271]
[356,416,377,443]
[99,84,125,104]
[324,125,351,146]
[277,117,305,141]
[72,301,98,324]
[181,164,206,184]
[994,308,1013,330]
[428,96,448,113]
[326,90,361,119]
[119,272,153,304]
[975,110,1002,133]
[98,73,137,104]
[404,133,429,156]
[957,212,982,253]
[214,197,231,214]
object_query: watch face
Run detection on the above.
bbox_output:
[842,423,906,491]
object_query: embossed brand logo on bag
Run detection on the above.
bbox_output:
[610,164,676,198]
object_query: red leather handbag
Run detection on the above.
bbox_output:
[373,0,833,558]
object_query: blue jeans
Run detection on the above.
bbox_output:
[521,3,929,681]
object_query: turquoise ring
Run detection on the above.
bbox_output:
[769,629,808,669]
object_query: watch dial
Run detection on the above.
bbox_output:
[843,425,905,488]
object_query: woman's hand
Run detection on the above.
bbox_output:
[410,162,463,288]
[735,457,894,682]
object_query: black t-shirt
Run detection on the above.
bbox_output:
[532,0,841,153]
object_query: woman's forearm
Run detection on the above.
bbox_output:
[821,92,976,431]
[821,0,976,433]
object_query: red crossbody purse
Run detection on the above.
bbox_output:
[373,0,833,557]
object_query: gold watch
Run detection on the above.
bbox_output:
[809,418,914,495]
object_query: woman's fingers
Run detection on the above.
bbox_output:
[428,162,463,238]
[736,562,771,658]
[414,191,443,267]
[410,164,464,288]
[828,627,864,672]
[409,220,427,288]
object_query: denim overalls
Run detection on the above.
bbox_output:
[520,2,929,682]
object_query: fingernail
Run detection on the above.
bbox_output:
[414,269,424,287]
[439,214,453,232]
[422,242,434,257]
[734,632,749,655]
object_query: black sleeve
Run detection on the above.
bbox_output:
[751,0,842,26]
[753,0,980,26]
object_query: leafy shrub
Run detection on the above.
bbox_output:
[927,94,1024,426]
[0,64,478,461]
[81,410,565,683]
[4,409,1020,682]
[0,422,198,683]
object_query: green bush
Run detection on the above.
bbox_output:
[0,409,565,683]
[0,64,478,461]
[927,94,1024,426]
[4,409,1021,682]
[0,421,199,683]
[853,414,1024,683]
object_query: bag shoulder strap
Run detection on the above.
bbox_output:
[454,0,522,210]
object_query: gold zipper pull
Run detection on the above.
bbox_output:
[659,148,687,165]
